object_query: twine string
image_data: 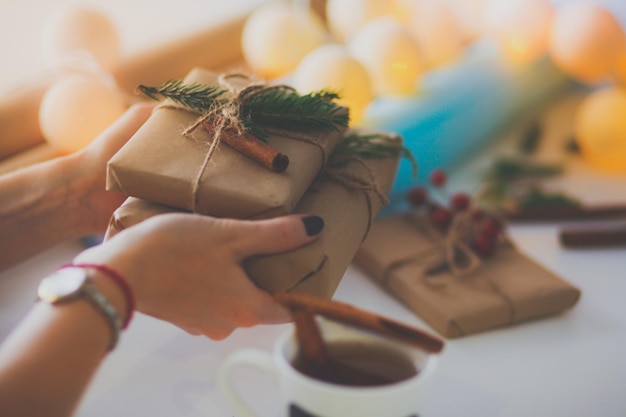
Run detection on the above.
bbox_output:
[320,155,389,241]
[157,72,332,212]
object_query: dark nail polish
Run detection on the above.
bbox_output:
[302,216,324,236]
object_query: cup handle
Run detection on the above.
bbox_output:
[218,348,277,417]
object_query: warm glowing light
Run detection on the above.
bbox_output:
[407,1,465,68]
[326,0,393,42]
[348,17,423,96]
[483,0,554,63]
[615,49,626,87]
[41,6,121,71]
[39,74,127,153]
[241,3,327,79]
[550,3,626,85]
[292,44,373,124]
[575,87,626,173]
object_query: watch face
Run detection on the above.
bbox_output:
[38,268,87,303]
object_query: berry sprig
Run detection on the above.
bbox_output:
[406,168,505,259]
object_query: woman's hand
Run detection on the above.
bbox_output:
[0,102,154,271]
[73,213,324,339]
[73,102,155,234]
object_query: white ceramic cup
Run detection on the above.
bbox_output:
[219,318,438,417]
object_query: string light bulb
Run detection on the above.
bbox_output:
[292,44,373,124]
[348,17,423,96]
[575,86,626,173]
[241,2,327,79]
[550,3,626,84]
[483,0,554,63]
[39,74,127,153]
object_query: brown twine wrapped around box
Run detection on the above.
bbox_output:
[376,213,518,332]
[154,72,333,213]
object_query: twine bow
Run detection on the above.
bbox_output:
[156,72,331,212]
[403,212,483,278]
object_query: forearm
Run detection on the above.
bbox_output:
[0,270,128,417]
[0,153,93,270]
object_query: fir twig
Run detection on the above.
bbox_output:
[137,79,226,113]
[240,88,349,140]
[482,157,563,184]
[138,80,349,141]
[518,120,543,155]
[329,133,418,176]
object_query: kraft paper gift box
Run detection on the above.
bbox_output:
[355,213,581,338]
[106,68,348,219]
[105,132,401,298]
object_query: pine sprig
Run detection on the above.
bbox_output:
[329,132,418,175]
[240,88,349,140]
[137,79,226,113]
[138,80,350,141]
[482,157,563,184]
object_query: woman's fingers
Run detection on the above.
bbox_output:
[229,215,324,259]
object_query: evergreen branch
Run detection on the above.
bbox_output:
[482,157,563,184]
[329,133,418,176]
[241,88,349,134]
[137,79,226,113]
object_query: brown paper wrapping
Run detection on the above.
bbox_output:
[106,68,347,219]
[106,140,399,298]
[355,213,581,338]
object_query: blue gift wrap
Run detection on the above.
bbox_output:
[362,41,572,201]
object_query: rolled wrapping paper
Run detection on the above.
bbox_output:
[0,70,63,159]
[355,213,581,338]
[107,68,348,219]
[106,134,400,298]
[111,13,248,94]
[363,41,572,200]
[0,9,252,162]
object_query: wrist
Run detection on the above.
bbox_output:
[38,264,136,351]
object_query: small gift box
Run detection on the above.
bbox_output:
[106,130,403,298]
[355,213,581,338]
[107,68,348,219]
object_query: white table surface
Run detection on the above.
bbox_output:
[2,1,626,417]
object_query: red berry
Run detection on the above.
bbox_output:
[429,169,447,187]
[430,206,452,229]
[407,186,428,207]
[480,218,500,239]
[473,234,495,257]
[470,208,485,222]
[450,192,470,211]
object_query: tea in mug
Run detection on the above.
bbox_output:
[291,340,419,387]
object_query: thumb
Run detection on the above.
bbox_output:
[234,215,324,259]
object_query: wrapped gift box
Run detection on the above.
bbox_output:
[355,213,581,337]
[107,67,348,219]
[106,130,401,298]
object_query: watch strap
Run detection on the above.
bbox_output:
[81,280,122,351]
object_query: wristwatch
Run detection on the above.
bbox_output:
[37,267,122,351]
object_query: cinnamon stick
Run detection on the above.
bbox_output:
[201,121,289,172]
[505,204,626,222]
[559,222,626,248]
[275,292,444,354]
[289,307,405,386]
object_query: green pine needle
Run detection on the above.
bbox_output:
[482,157,563,183]
[138,80,349,141]
[329,133,418,175]
[240,88,349,139]
[137,79,226,113]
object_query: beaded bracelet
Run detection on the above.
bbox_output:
[59,263,135,329]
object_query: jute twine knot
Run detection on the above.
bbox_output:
[405,211,483,279]
[156,72,327,212]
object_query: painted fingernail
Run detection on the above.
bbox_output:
[302,215,324,236]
